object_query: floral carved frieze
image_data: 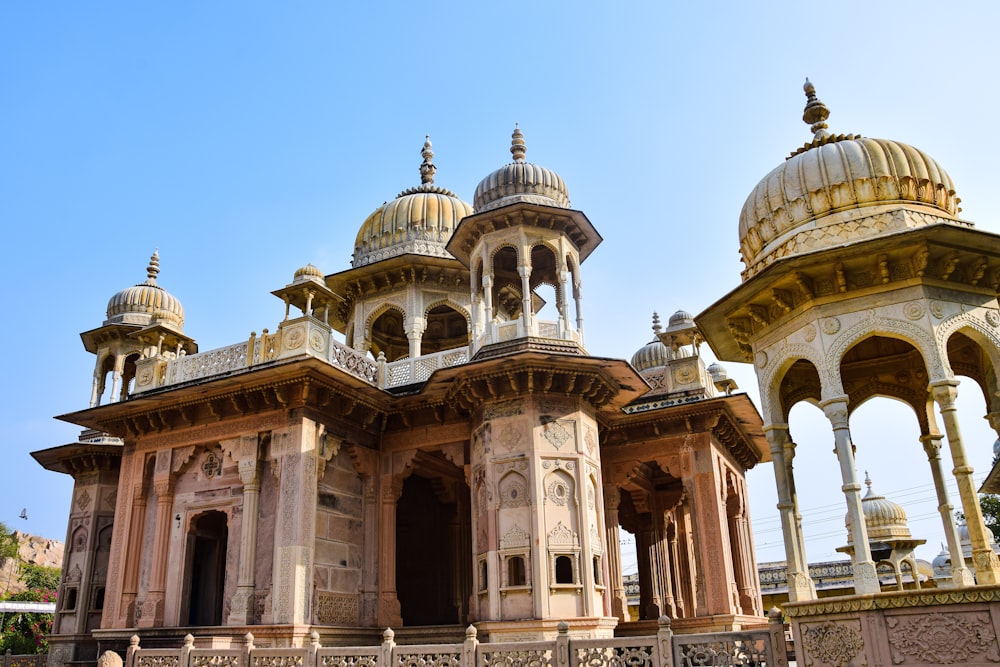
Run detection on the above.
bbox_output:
[886,612,1000,664]
[800,619,865,667]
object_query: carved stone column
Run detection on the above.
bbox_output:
[120,483,147,626]
[518,265,532,331]
[921,433,974,586]
[137,468,173,627]
[931,381,1000,584]
[228,435,262,625]
[602,485,629,621]
[764,424,814,601]
[821,397,879,595]
[377,475,404,627]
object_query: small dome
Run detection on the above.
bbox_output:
[706,362,727,382]
[353,137,474,268]
[739,80,961,280]
[293,264,324,284]
[846,474,911,544]
[668,310,694,328]
[931,543,951,572]
[105,251,185,329]
[473,126,571,213]
[631,313,670,372]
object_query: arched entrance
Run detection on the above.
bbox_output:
[184,511,228,626]
[395,471,471,625]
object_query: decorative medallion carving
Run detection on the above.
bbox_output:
[755,351,768,368]
[547,479,571,506]
[903,301,925,320]
[802,324,817,342]
[987,310,1000,328]
[202,451,222,479]
[673,364,696,385]
[499,478,527,508]
[285,325,305,350]
[309,331,325,352]
[76,490,92,512]
[930,300,945,319]
[498,423,523,452]
[886,612,999,664]
[801,620,864,666]
[821,317,841,335]
[542,420,572,449]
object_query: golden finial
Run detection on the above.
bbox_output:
[419,135,436,185]
[146,249,160,284]
[651,312,662,335]
[510,124,526,162]
[802,78,830,140]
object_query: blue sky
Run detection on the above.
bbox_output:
[3,2,1000,568]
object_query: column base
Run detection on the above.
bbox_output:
[852,560,881,595]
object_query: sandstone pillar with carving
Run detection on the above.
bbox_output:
[227,434,262,625]
[377,475,403,627]
[932,381,1000,584]
[120,483,147,626]
[602,485,629,621]
[764,424,815,601]
[137,450,174,627]
[921,432,974,586]
[821,397,879,595]
[270,419,320,624]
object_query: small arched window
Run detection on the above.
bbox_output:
[507,556,527,587]
[555,555,574,584]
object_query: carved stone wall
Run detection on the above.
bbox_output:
[314,446,364,626]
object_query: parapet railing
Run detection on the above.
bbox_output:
[123,615,788,667]
[1,652,46,667]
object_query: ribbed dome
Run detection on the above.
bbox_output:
[353,137,473,268]
[739,81,961,280]
[105,251,185,328]
[846,474,911,544]
[293,264,324,283]
[473,126,571,212]
[631,313,670,372]
[668,310,694,328]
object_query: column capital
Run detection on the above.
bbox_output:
[819,396,850,429]
[920,433,944,457]
[930,379,960,407]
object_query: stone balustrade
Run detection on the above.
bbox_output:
[122,616,787,667]
[0,652,46,667]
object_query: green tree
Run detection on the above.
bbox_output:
[18,565,59,593]
[979,493,1000,539]
[0,522,18,562]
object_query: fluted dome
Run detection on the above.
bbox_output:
[293,264,324,284]
[105,251,185,328]
[739,81,962,280]
[668,310,694,328]
[353,137,473,268]
[631,313,670,372]
[846,474,911,544]
[473,126,571,213]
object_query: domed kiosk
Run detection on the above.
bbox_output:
[699,81,1000,665]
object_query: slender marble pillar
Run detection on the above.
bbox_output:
[920,433,974,586]
[821,397,879,595]
[228,446,262,625]
[932,381,1000,584]
[763,424,815,601]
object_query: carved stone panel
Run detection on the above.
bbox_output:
[798,619,866,667]
[885,611,1000,664]
[315,592,359,625]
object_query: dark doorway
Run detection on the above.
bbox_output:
[396,474,467,625]
[185,511,228,626]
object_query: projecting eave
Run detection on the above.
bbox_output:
[31,442,123,475]
[698,222,1000,364]
[446,201,602,267]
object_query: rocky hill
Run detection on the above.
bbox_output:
[1,531,64,595]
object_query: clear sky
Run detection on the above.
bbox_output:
[3,2,1000,571]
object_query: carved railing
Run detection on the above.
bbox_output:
[329,339,378,384]
[123,616,787,667]
[1,653,47,667]
[168,341,250,384]
[383,347,470,388]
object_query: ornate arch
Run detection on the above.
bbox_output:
[937,310,1000,384]
[423,298,471,324]
[826,315,944,385]
[364,301,407,334]
[757,344,827,424]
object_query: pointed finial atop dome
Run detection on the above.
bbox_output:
[802,78,830,140]
[510,124,526,162]
[419,135,436,185]
[652,312,662,335]
[865,470,872,489]
[146,250,160,285]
